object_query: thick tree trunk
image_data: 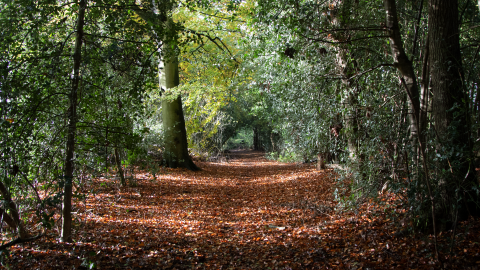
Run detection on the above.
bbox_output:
[161,53,199,171]
[62,0,85,243]
[134,9,198,171]
[0,209,19,233]
[429,0,479,222]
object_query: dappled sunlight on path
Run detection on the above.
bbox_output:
[79,150,336,269]
[7,150,480,269]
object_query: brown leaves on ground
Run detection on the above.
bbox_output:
[4,150,480,269]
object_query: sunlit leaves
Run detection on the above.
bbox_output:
[5,152,480,268]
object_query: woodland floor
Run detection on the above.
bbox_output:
[4,150,480,269]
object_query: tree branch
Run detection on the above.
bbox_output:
[347,63,395,81]
[0,234,44,251]
[185,29,240,63]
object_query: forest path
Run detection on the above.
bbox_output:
[83,150,338,269]
[7,150,480,269]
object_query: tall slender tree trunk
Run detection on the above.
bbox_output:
[161,43,199,170]
[429,0,479,223]
[270,131,276,152]
[331,0,359,165]
[419,36,430,146]
[384,0,438,237]
[62,0,85,242]
[384,0,422,142]
[114,146,126,186]
[253,127,260,150]
[344,84,358,162]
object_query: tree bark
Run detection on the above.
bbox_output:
[317,153,326,170]
[344,87,358,162]
[0,234,43,251]
[62,0,86,243]
[114,147,126,186]
[161,49,199,171]
[384,0,422,141]
[0,181,30,238]
[429,0,479,222]
[0,208,19,233]
[134,7,198,171]
[419,36,430,144]
[253,127,260,150]
[332,0,359,164]
[384,1,438,243]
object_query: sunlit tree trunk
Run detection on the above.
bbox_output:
[317,153,326,170]
[134,5,198,171]
[62,0,85,242]
[428,0,479,222]
[332,0,360,165]
[161,43,199,170]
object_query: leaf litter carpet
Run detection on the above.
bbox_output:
[6,150,480,269]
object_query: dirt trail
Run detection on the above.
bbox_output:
[7,150,480,269]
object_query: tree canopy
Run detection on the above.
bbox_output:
[1,0,480,263]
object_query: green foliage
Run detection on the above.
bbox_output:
[165,1,252,156]
[0,0,161,243]
[225,128,253,149]
[1,0,479,249]
[239,0,480,233]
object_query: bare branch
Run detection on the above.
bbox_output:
[0,234,44,251]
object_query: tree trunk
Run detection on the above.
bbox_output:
[384,0,439,237]
[344,89,358,162]
[419,36,430,156]
[253,127,260,150]
[429,0,479,223]
[161,51,199,171]
[134,6,197,171]
[62,0,85,243]
[332,0,359,164]
[336,45,358,163]
[317,153,326,170]
[270,131,275,152]
[384,0,422,142]
[114,147,126,186]
[0,181,30,238]
[270,131,279,152]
